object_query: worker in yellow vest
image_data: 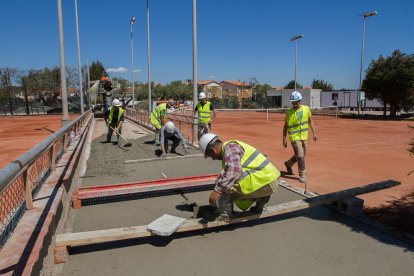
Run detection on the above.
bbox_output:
[199,133,280,222]
[150,99,175,144]
[104,99,124,144]
[283,91,317,183]
[194,92,216,139]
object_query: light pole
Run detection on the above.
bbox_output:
[56,0,69,126]
[130,17,136,109]
[192,0,198,142]
[146,0,152,112]
[74,0,84,114]
[358,10,377,115]
[290,34,304,91]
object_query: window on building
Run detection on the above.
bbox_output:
[332,93,338,100]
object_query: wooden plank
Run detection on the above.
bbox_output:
[124,154,204,164]
[56,180,400,248]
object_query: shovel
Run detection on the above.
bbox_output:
[109,126,132,147]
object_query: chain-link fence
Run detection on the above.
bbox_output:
[0,110,92,248]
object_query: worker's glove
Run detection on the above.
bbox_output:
[160,152,167,158]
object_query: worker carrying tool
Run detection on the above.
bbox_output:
[160,121,188,157]
[199,133,281,222]
[104,98,124,144]
[194,92,216,139]
[150,99,175,144]
[282,91,317,183]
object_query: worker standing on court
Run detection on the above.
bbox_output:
[104,99,124,144]
[150,99,175,144]
[199,133,280,222]
[194,92,216,139]
[282,91,317,183]
[160,121,189,157]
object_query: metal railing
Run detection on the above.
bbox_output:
[125,108,201,144]
[0,110,93,248]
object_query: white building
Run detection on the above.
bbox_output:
[267,88,322,108]
[321,90,383,110]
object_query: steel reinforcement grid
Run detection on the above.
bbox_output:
[0,110,93,248]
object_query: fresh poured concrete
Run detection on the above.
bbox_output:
[56,119,414,276]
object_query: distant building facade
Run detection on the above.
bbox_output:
[221,80,253,99]
[197,80,223,98]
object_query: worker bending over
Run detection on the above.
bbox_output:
[160,121,188,157]
[283,91,317,183]
[104,99,124,143]
[199,133,281,222]
[194,92,216,139]
[150,99,175,144]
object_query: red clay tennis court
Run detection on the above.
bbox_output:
[1,111,413,231]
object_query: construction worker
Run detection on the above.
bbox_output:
[283,91,317,183]
[150,99,175,144]
[160,121,188,157]
[104,98,124,143]
[199,133,280,222]
[194,92,216,139]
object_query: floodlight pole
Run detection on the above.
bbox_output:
[290,34,304,91]
[57,0,69,126]
[74,0,84,114]
[146,0,152,112]
[192,0,198,142]
[358,11,377,115]
[130,17,136,109]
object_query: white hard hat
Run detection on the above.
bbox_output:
[167,99,175,107]
[199,92,206,100]
[112,98,121,106]
[289,91,302,102]
[199,133,218,155]
[165,121,175,133]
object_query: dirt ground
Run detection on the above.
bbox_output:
[0,114,78,169]
[55,119,414,276]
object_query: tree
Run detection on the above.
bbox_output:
[311,79,334,91]
[253,83,272,101]
[0,67,18,114]
[362,50,414,117]
[89,60,107,81]
[284,80,302,89]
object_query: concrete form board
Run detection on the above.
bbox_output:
[56,120,414,275]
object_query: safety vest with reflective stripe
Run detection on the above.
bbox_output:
[221,140,280,195]
[150,103,167,129]
[286,105,311,142]
[107,106,124,124]
[196,101,212,124]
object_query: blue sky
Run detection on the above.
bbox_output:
[1,0,413,89]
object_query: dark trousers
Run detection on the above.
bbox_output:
[164,135,180,152]
[107,123,122,142]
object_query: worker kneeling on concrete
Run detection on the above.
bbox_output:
[160,121,188,157]
[199,133,281,222]
[104,99,124,143]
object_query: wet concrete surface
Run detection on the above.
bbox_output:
[57,119,414,276]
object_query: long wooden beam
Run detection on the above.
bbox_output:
[59,180,399,249]
[71,174,218,209]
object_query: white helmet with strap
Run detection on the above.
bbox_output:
[289,91,302,101]
[112,98,121,107]
[165,121,175,133]
[199,92,206,100]
[199,133,218,155]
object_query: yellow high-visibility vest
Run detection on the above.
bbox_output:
[285,105,311,142]
[150,103,167,129]
[107,106,124,124]
[221,140,280,195]
[196,101,212,124]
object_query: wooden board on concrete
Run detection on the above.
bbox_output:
[56,180,400,250]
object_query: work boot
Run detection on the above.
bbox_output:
[284,161,294,175]
[170,147,177,154]
[299,175,306,183]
